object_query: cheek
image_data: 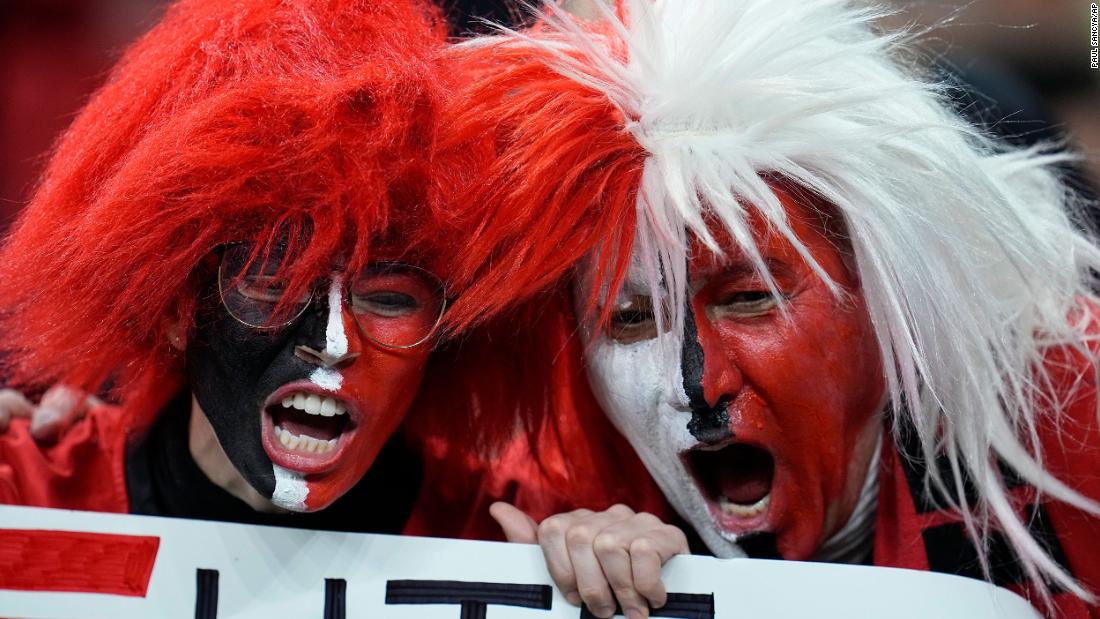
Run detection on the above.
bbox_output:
[730,298,884,475]
[347,351,429,429]
[301,350,430,509]
[586,336,696,457]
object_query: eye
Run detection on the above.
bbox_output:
[235,276,287,303]
[353,291,420,317]
[712,290,781,317]
[607,295,658,343]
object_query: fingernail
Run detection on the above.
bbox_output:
[625,609,646,619]
[565,592,582,606]
[593,606,615,618]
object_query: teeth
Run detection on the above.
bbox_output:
[718,493,771,518]
[274,425,337,454]
[279,392,347,417]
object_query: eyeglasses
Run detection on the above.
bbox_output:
[217,242,446,349]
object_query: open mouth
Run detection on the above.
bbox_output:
[261,385,358,474]
[686,442,776,527]
[270,392,349,453]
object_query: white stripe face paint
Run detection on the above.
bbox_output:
[309,368,342,392]
[324,274,348,356]
[271,464,308,511]
[309,275,346,392]
[574,263,747,559]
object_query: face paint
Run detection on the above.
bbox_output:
[310,275,347,393]
[580,194,886,560]
[578,266,747,558]
[681,308,732,445]
[188,274,432,512]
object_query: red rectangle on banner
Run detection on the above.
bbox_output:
[0,529,159,597]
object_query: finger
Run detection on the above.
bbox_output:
[630,523,689,609]
[31,385,88,442]
[566,520,620,617]
[537,513,584,606]
[593,525,649,619]
[0,389,35,432]
[489,502,538,544]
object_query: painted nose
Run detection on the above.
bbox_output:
[294,344,360,369]
[681,300,742,444]
[296,275,362,369]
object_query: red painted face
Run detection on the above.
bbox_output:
[682,195,885,559]
[260,298,431,510]
[192,262,442,513]
[583,191,886,560]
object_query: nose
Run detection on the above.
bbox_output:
[295,275,363,369]
[294,344,360,369]
[680,299,743,444]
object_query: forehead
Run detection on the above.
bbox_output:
[236,226,446,280]
[616,190,846,291]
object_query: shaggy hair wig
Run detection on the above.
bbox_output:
[444,0,1100,604]
[0,0,463,430]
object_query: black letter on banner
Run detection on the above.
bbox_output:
[194,568,219,619]
[578,593,715,619]
[324,578,347,619]
[386,580,553,619]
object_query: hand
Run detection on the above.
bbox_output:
[490,502,688,619]
[0,385,99,441]
[0,389,34,433]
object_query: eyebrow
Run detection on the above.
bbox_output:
[615,256,801,301]
[695,255,799,282]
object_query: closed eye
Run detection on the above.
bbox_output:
[352,291,419,317]
[236,276,287,303]
[712,290,782,317]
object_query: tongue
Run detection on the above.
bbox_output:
[691,443,775,505]
[271,408,346,441]
[716,465,772,504]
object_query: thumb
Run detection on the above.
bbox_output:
[0,389,34,433]
[30,386,85,442]
[489,502,539,544]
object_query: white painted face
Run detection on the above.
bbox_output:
[574,259,747,559]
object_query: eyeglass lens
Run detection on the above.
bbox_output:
[218,243,445,348]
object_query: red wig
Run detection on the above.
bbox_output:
[437,30,642,333]
[413,29,672,524]
[0,0,452,431]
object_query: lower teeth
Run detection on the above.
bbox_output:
[718,493,770,517]
[275,425,337,454]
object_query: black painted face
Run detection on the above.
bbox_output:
[186,282,333,503]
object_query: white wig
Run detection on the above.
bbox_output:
[462,0,1100,601]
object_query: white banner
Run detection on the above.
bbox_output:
[0,505,1039,618]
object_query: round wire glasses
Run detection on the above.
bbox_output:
[217,242,447,349]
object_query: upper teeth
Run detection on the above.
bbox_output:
[718,493,771,518]
[280,392,347,417]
